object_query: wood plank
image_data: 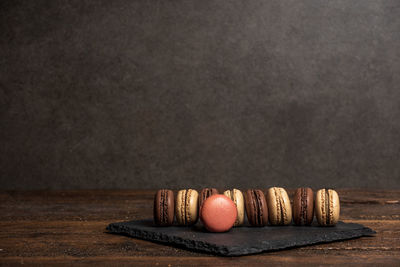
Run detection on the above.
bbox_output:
[0,189,399,221]
[1,254,400,266]
[0,189,399,265]
[0,220,398,257]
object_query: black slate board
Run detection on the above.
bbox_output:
[106,219,375,256]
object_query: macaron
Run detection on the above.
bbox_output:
[200,194,237,232]
[293,187,314,226]
[266,187,292,225]
[199,188,219,208]
[223,189,245,226]
[244,189,268,226]
[315,189,340,226]
[175,189,199,226]
[153,189,175,226]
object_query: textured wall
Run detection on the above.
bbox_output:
[1,0,399,189]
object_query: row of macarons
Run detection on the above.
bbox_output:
[154,187,340,228]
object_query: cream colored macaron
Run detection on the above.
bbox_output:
[175,189,199,226]
[223,189,245,226]
[315,189,340,226]
[266,187,292,225]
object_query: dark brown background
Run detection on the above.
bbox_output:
[1,0,399,190]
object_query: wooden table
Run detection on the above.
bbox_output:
[0,189,399,265]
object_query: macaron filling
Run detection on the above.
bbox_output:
[300,188,307,225]
[161,190,167,224]
[184,189,190,225]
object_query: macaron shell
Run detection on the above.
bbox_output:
[185,189,199,225]
[316,189,328,226]
[315,189,340,226]
[153,189,174,226]
[175,189,199,225]
[293,187,314,225]
[279,188,292,225]
[175,190,186,225]
[244,189,268,226]
[329,189,340,225]
[256,190,269,226]
[223,189,245,226]
[199,188,219,208]
[233,189,245,226]
[165,190,175,224]
[153,190,162,225]
[244,190,256,225]
[267,187,292,225]
[305,188,315,224]
[266,188,280,225]
[200,194,237,232]
[223,190,232,199]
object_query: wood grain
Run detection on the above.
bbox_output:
[0,189,399,265]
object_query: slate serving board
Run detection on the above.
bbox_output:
[106,219,375,256]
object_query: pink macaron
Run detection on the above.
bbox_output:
[200,194,238,232]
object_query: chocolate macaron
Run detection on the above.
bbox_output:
[153,189,175,226]
[293,187,314,226]
[315,189,340,226]
[244,189,268,226]
[175,189,199,226]
[266,187,292,225]
[199,188,219,208]
[223,189,245,226]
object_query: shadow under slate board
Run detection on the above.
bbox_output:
[106,219,375,256]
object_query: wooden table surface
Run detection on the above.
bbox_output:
[0,189,399,266]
